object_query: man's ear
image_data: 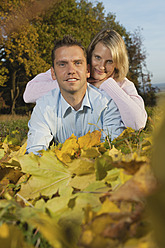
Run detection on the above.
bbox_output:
[51,67,56,80]
[87,64,90,78]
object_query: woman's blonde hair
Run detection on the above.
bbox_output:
[87,29,129,82]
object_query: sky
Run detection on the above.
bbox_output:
[90,0,165,84]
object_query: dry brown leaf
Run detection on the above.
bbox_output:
[110,164,157,202]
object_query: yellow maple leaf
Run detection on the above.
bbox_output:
[120,169,133,184]
[97,198,120,215]
[0,223,9,238]
[115,127,135,140]
[55,134,80,163]
[78,130,101,149]
[81,147,100,158]
[108,146,122,162]
[122,152,148,163]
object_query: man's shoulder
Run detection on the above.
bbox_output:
[36,88,60,106]
[87,83,113,102]
[87,84,119,115]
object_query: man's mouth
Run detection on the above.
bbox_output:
[66,78,78,82]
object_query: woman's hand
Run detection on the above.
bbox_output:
[87,77,106,88]
[88,71,116,88]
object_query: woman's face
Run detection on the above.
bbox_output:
[90,42,116,81]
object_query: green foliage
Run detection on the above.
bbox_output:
[0,0,51,113]
[35,0,106,64]
[0,0,156,114]
[126,27,155,102]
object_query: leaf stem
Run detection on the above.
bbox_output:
[16,193,34,207]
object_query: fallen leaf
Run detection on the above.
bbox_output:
[67,157,95,176]
[0,223,32,248]
[78,130,101,149]
[110,164,157,202]
[95,154,113,180]
[18,150,71,199]
[81,147,100,158]
[69,174,96,190]
[108,146,122,161]
[54,134,80,163]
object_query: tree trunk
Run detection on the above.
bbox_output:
[10,70,18,115]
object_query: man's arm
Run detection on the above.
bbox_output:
[102,97,125,141]
[26,100,54,154]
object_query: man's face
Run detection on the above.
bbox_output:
[91,42,115,81]
[51,45,89,96]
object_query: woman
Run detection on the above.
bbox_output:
[23,29,147,130]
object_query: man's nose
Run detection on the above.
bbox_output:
[67,63,76,74]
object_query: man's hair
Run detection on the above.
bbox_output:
[51,35,87,68]
[87,29,129,82]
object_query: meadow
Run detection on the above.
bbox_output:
[0,105,154,142]
[0,87,164,144]
[0,115,29,144]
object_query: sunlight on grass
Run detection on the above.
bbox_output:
[0,115,30,122]
[0,115,30,143]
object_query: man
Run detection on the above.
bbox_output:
[26,35,125,154]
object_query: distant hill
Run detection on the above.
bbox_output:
[153,83,165,92]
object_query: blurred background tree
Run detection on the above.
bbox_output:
[0,0,157,115]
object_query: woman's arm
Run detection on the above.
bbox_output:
[99,77,147,130]
[23,69,58,103]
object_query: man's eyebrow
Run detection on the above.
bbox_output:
[73,59,84,63]
[56,60,68,65]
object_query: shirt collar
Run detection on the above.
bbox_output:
[61,87,92,117]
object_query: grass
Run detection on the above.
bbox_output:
[0,114,30,122]
[0,98,162,145]
[0,115,30,144]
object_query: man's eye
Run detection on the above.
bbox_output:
[75,61,82,66]
[59,63,65,67]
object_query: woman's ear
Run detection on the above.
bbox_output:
[51,67,56,80]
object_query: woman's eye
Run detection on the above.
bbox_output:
[107,60,113,64]
[95,55,101,60]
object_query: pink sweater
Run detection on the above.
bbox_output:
[23,69,147,130]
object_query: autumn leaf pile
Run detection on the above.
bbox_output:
[0,116,163,248]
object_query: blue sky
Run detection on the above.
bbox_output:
[90,0,165,84]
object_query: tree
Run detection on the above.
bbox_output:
[126,27,157,105]
[0,24,50,114]
[34,0,106,65]
[0,0,156,114]
[0,0,51,114]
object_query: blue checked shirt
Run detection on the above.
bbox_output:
[27,83,125,154]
